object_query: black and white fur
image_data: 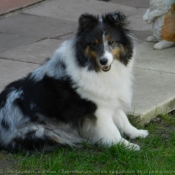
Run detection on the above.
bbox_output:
[0,12,148,152]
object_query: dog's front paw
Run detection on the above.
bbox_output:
[120,138,140,151]
[137,129,149,138]
[129,129,149,139]
[127,142,140,151]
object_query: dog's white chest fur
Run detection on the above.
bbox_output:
[75,61,133,110]
[60,40,133,110]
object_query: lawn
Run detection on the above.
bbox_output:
[1,112,175,175]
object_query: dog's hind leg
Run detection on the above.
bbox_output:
[0,123,52,152]
[0,122,82,152]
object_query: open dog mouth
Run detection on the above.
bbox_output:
[102,65,111,72]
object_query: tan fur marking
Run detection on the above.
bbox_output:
[85,46,98,60]
[120,44,125,53]
[90,51,100,72]
[112,44,125,60]
[105,35,111,42]
[162,3,175,41]
[85,46,90,56]
[90,51,98,60]
[112,48,120,59]
[94,38,99,44]
[84,46,100,71]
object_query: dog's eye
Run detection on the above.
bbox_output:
[91,43,98,48]
[108,40,116,46]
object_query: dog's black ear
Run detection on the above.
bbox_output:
[77,13,99,35]
[103,12,127,28]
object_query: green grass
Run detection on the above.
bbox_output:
[2,112,175,175]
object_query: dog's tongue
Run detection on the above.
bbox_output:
[102,65,111,72]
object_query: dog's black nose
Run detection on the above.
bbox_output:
[100,58,108,65]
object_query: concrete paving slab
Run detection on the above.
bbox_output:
[1,38,174,125]
[24,0,150,31]
[0,0,43,15]
[0,59,38,91]
[128,8,152,31]
[135,42,175,73]
[0,39,63,64]
[24,0,136,21]
[0,14,77,38]
[52,31,75,41]
[133,30,152,44]
[128,42,175,125]
[0,33,38,53]
[109,0,150,8]
[129,67,175,125]
[0,39,175,124]
[0,0,173,127]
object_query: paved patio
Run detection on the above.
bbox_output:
[0,0,175,125]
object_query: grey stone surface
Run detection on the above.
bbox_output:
[24,0,150,31]
[127,42,175,125]
[1,38,175,126]
[0,0,174,126]
[0,33,37,53]
[133,30,152,44]
[109,0,150,8]
[0,14,77,38]
[24,0,136,21]
[0,39,64,64]
[0,59,38,91]
[135,42,175,73]
[128,8,152,31]
[52,31,75,41]
[129,67,175,125]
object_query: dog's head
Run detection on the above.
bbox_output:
[75,12,134,72]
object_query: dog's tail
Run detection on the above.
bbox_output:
[0,121,83,152]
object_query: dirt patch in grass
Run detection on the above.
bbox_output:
[147,111,175,137]
[0,151,14,170]
[131,110,175,148]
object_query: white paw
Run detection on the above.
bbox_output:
[147,15,154,24]
[154,42,164,50]
[129,129,149,139]
[137,129,149,138]
[146,36,157,42]
[154,41,175,50]
[142,15,148,22]
[127,142,140,151]
[120,138,140,151]
[142,9,150,22]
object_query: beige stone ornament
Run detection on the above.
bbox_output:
[143,0,175,50]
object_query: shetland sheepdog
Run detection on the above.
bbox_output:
[0,12,148,152]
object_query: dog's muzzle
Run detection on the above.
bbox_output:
[102,65,111,72]
[100,57,111,72]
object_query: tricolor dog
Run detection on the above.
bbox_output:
[0,12,148,152]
